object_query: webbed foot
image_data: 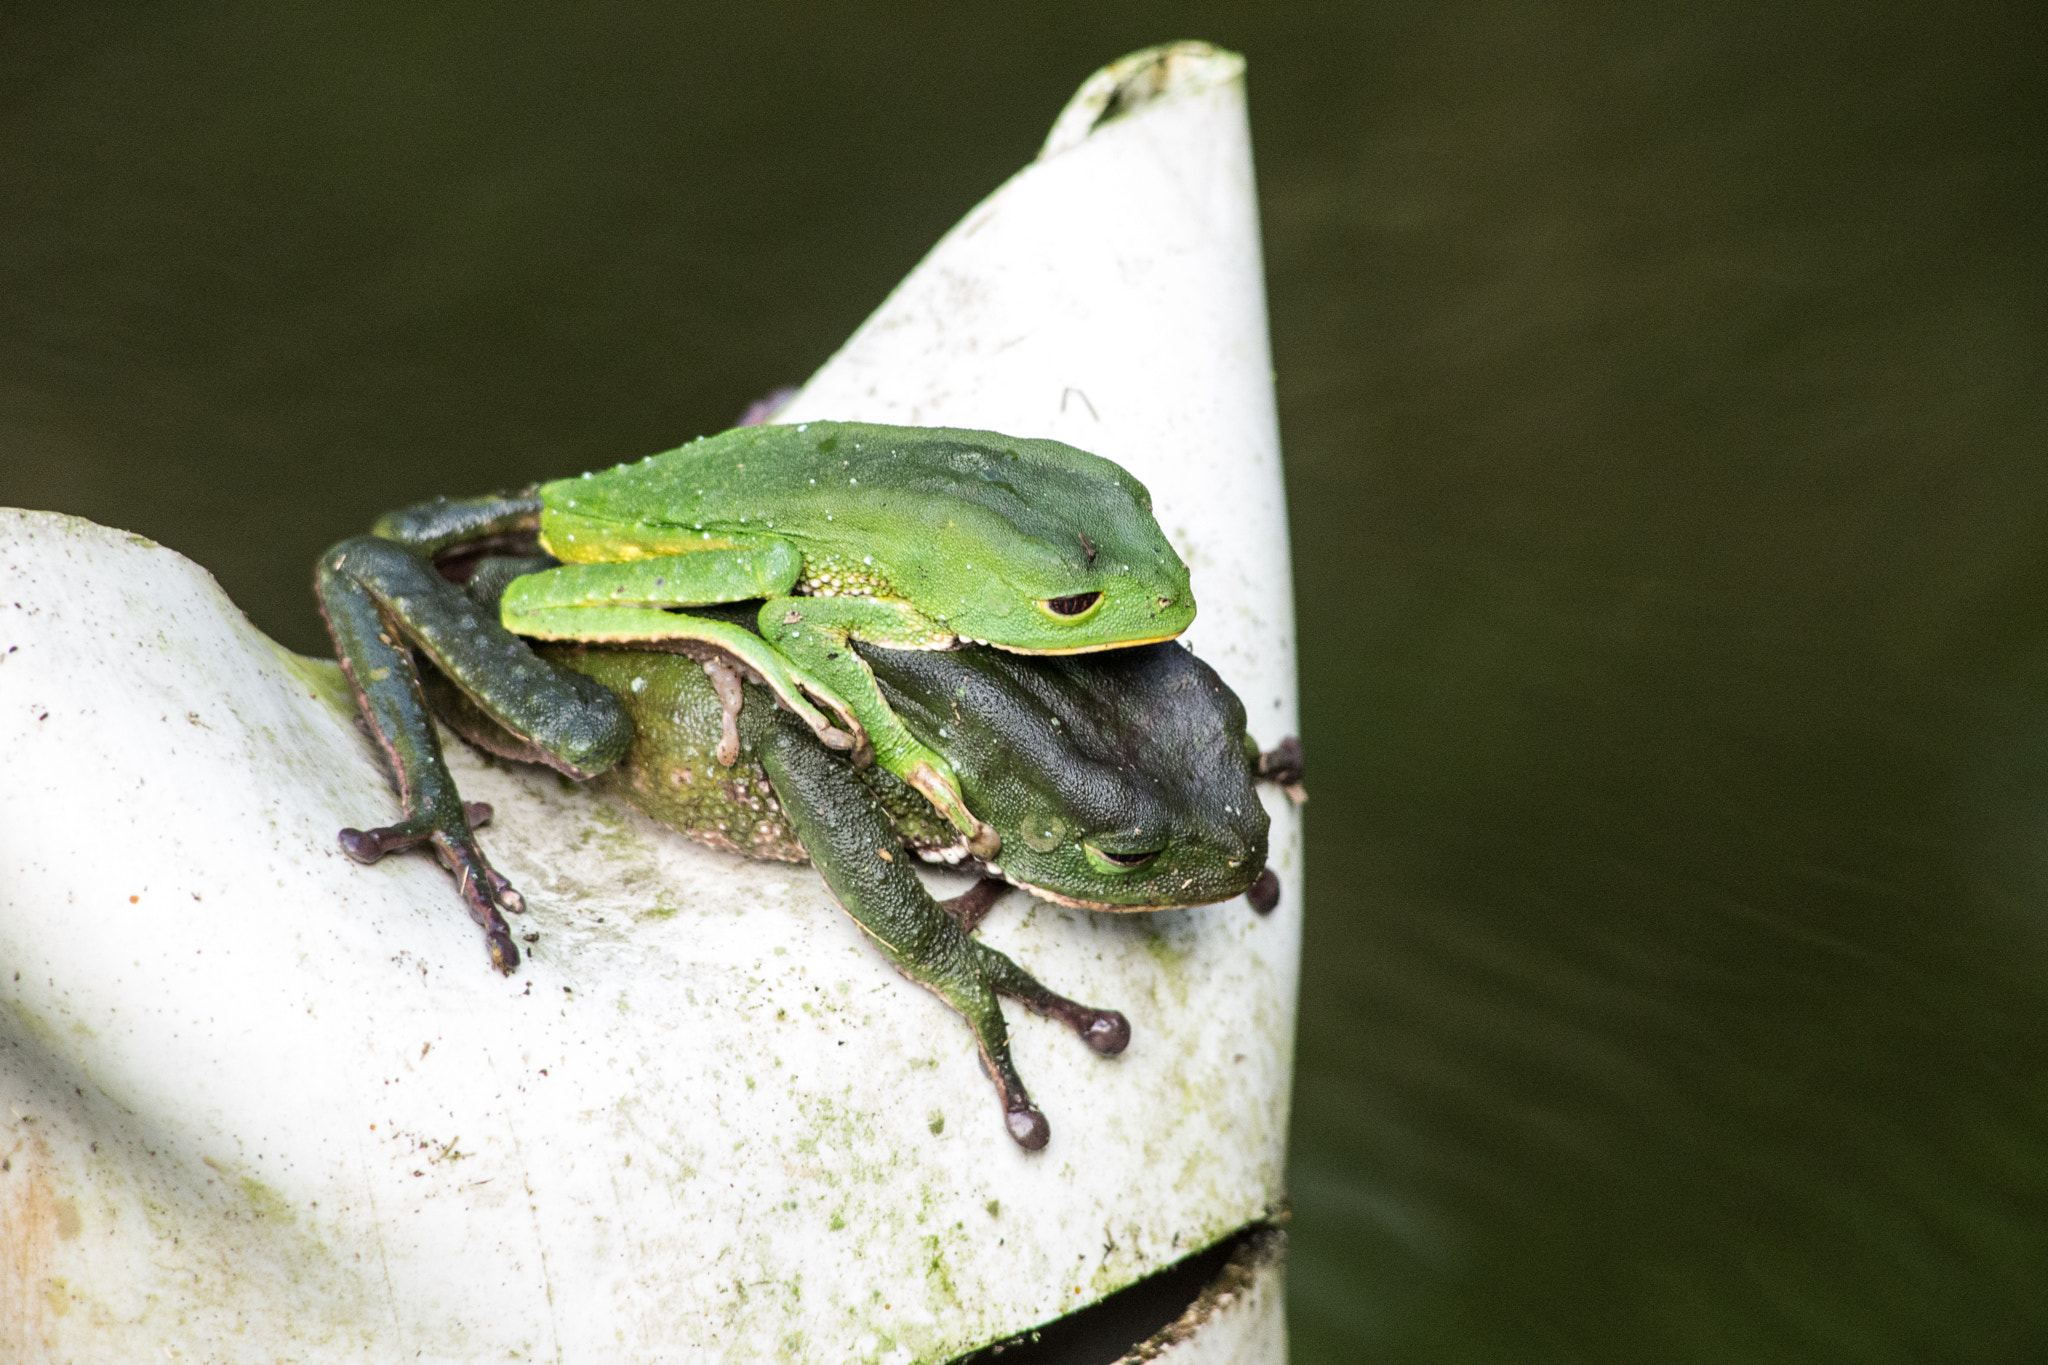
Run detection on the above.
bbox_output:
[339,801,526,974]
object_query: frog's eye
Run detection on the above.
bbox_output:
[1084,843,1162,875]
[1038,591,1103,622]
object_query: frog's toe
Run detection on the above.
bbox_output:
[978,1046,1052,1150]
[816,723,861,755]
[338,820,430,863]
[1005,1105,1051,1151]
[996,974,1131,1056]
[484,920,520,975]
[1078,1009,1132,1055]
[702,658,746,767]
[441,838,522,975]
[791,680,866,760]
[485,865,526,915]
[1256,735,1304,786]
[1043,1000,1130,1055]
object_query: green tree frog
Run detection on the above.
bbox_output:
[323,422,1192,868]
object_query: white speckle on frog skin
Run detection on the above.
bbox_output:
[631,677,647,693]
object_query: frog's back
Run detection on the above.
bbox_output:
[542,422,1161,562]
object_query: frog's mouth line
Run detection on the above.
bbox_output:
[1002,876,1237,914]
[970,629,1189,656]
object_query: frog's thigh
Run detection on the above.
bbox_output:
[501,540,802,613]
[326,537,631,777]
[507,604,858,752]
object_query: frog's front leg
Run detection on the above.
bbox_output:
[755,706,1126,1150]
[498,545,865,758]
[759,595,1000,859]
[317,535,634,973]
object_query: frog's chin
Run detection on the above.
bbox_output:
[999,876,1225,914]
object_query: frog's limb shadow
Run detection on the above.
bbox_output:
[316,499,636,972]
[757,703,1126,1150]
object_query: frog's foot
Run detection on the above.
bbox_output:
[957,939,1130,1149]
[338,802,525,974]
[785,672,865,761]
[939,877,1010,933]
[1257,735,1307,805]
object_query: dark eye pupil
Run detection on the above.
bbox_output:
[1097,849,1157,867]
[1044,591,1102,617]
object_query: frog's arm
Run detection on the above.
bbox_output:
[760,594,998,857]
[499,547,863,760]
[752,700,1127,1150]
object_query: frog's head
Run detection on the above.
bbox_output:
[863,639,1269,910]
[791,424,1197,653]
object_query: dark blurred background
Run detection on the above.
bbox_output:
[5,3,2046,1359]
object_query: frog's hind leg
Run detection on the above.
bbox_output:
[498,543,865,758]
[318,534,633,973]
[324,537,632,779]
[755,705,1125,1150]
